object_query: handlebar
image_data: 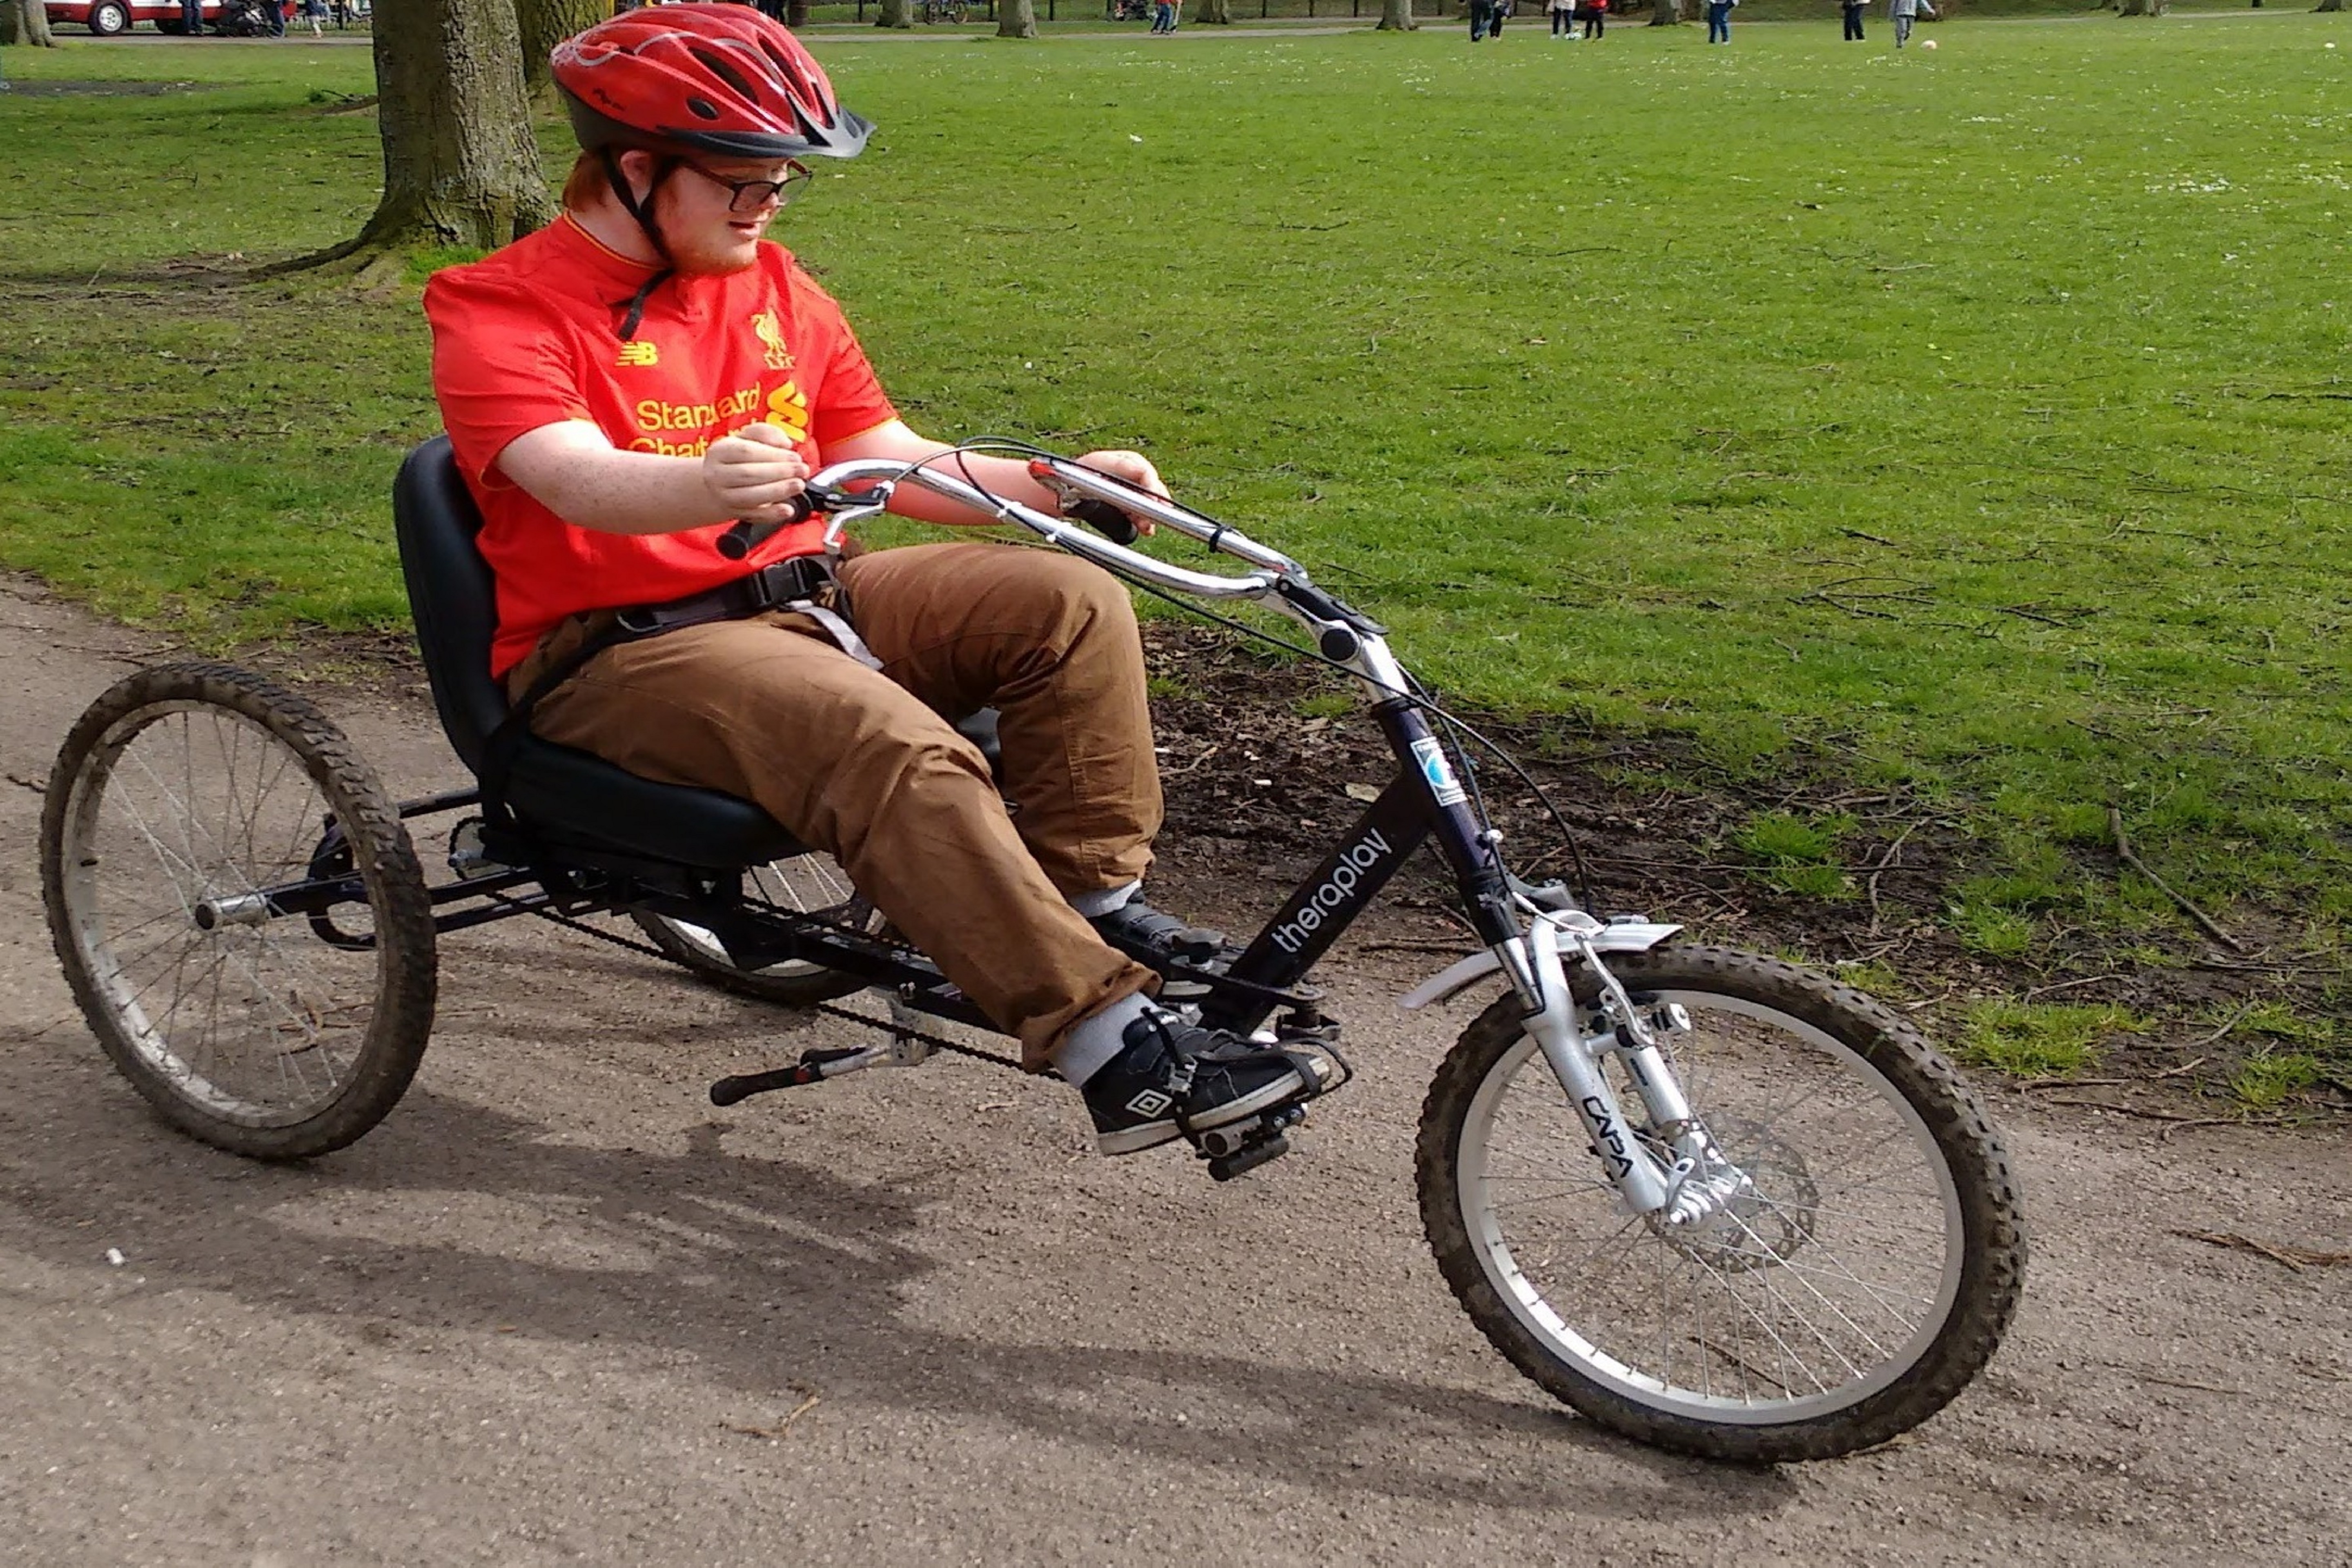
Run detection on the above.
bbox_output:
[714,465,1144,561]
[715,453,1300,605]
[715,492,814,561]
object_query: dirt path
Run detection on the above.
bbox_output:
[1,575,2346,1566]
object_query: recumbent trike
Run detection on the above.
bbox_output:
[38,439,2025,1462]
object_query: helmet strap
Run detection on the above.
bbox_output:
[598,146,679,340]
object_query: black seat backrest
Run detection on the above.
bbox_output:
[388,436,997,875]
[391,436,507,773]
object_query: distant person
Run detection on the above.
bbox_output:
[1581,0,1604,36]
[180,0,203,31]
[1491,0,1509,31]
[261,0,286,35]
[1841,0,1865,38]
[1469,0,1494,38]
[1151,0,1176,31]
[1549,0,1576,36]
[1706,0,1733,40]
[1890,0,1932,47]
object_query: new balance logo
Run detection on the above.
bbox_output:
[1124,1089,1174,1118]
[616,341,659,368]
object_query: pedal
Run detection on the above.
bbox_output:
[1206,1133,1289,1183]
[1193,1101,1307,1181]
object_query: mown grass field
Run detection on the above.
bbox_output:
[0,13,2346,1089]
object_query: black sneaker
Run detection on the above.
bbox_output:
[1088,897,1228,965]
[1081,1009,1331,1156]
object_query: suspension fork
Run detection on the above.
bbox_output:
[1507,917,1735,1223]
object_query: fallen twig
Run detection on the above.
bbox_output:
[2108,806,2245,953]
[2022,972,2121,1001]
[2115,1369,2245,1397]
[720,1391,822,1441]
[1864,820,1922,938]
[2185,1004,2255,1049]
[2174,1229,2352,1273]
[2040,1096,2239,1123]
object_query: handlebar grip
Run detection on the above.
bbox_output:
[716,492,815,562]
[1067,499,1139,546]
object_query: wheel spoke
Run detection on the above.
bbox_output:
[49,669,433,1152]
[1435,949,2004,1452]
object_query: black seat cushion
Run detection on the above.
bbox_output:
[393,437,808,870]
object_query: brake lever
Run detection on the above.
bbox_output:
[1028,465,1141,545]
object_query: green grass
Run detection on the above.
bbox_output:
[1732,809,1858,898]
[2,15,2348,958]
[1958,998,2145,1077]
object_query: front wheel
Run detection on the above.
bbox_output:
[89,0,132,33]
[1417,945,2024,1462]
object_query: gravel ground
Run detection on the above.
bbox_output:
[2,574,2346,1567]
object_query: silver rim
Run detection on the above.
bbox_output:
[1457,988,1965,1424]
[58,702,383,1127]
[648,855,876,978]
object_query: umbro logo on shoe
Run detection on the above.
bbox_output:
[1125,1089,1174,1118]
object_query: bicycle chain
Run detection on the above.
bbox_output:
[493,893,1027,1074]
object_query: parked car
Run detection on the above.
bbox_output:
[45,0,297,35]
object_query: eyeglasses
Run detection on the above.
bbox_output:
[680,158,814,215]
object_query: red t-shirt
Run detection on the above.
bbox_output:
[423,215,898,677]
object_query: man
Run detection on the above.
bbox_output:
[422,6,1332,1162]
[1841,0,1865,40]
[1889,0,1931,47]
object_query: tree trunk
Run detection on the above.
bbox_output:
[292,0,554,274]
[515,0,604,97]
[996,0,1036,32]
[1193,0,1232,20]
[1649,0,1680,23]
[786,0,808,21]
[2116,0,2165,13]
[878,0,914,23]
[2316,0,2341,13]
[0,0,60,45]
[1375,0,1415,29]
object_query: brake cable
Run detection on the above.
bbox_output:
[916,437,1604,912]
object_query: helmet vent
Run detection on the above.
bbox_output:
[686,96,721,121]
[690,47,763,106]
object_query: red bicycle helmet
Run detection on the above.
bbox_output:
[552,4,873,163]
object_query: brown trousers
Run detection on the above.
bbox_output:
[509,541,1162,1067]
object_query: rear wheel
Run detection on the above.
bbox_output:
[1417,945,2024,1461]
[630,853,884,1007]
[42,664,437,1159]
[89,1,132,33]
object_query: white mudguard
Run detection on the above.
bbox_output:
[1395,920,1682,1011]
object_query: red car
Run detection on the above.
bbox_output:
[46,0,302,35]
